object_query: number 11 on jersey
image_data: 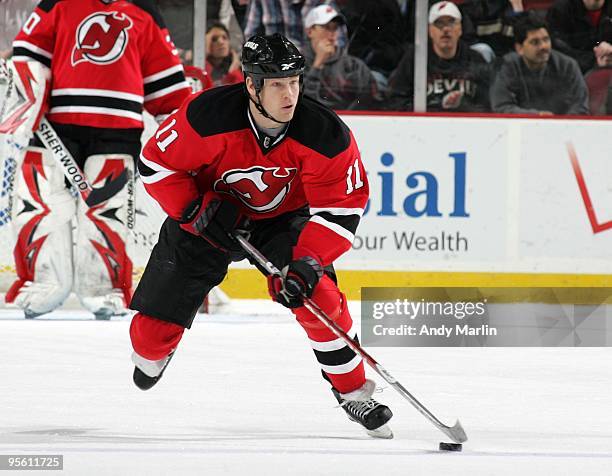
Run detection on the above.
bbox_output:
[346,159,364,194]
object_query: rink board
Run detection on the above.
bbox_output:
[1,115,611,299]
[225,114,612,299]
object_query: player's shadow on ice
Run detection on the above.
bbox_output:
[4,426,374,445]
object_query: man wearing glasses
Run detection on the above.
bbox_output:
[387,1,492,112]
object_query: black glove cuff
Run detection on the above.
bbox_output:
[180,196,203,224]
[287,256,323,297]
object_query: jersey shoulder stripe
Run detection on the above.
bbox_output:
[38,0,63,13]
[289,95,351,159]
[186,83,249,138]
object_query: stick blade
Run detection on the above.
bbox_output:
[442,419,468,443]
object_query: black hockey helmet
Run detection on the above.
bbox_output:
[241,34,305,124]
[242,33,305,91]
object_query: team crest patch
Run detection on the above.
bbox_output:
[214,166,298,213]
[72,11,133,66]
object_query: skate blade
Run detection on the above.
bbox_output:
[366,424,393,439]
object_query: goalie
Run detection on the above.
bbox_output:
[1,0,191,319]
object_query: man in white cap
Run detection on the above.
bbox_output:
[429,1,464,60]
[302,4,379,109]
[387,1,492,111]
[243,0,345,51]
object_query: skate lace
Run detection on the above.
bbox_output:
[343,398,379,420]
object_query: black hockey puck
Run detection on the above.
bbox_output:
[439,442,462,452]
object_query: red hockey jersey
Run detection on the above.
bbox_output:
[139,84,369,266]
[13,0,191,129]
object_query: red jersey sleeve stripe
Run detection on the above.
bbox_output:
[309,207,364,217]
[143,64,185,84]
[138,153,176,184]
[144,81,190,102]
[13,40,53,59]
[310,215,355,243]
[52,88,143,103]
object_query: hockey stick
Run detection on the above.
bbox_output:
[233,232,468,444]
[35,117,128,207]
[0,151,17,227]
[0,60,19,226]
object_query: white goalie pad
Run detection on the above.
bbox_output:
[6,146,76,314]
[74,154,135,316]
[0,59,51,149]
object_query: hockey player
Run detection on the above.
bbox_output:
[5,0,191,319]
[129,33,394,438]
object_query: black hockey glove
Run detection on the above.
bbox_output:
[268,256,323,308]
[180,192,243,253]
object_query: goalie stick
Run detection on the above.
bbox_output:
[0,60,19,226]
[0,60,128,208]
[233,232,468,444]
[36,117,128,207]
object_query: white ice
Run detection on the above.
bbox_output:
[1,300,611,476]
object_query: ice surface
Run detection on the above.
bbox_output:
[1,300,611,476]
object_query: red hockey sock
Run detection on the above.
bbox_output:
[293,275,365,394]
[130,313,185,360]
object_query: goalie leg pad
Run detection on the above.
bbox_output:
[5,146,75,314]
[74,154,135,316]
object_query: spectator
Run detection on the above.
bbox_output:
[231,0,251,30]
[387,1,492,112]
[490,14,589,114]
[335,0,407,80]
[461,0,528,58]
[244,0,341,51]
[547,0,612,72]
[210,0,247,50]
[302,5,379,109]
[157,0,194,52]
[205,22,244,86]
[404,0,482,58]
[584,67,612,113]
[159,1,245,64]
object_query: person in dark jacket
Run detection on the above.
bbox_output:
[335,0,407,79]
[302,5,379,110]
[490,14,589,114]
[546,0,612,72]
[461,0,528,58]
[387,1,492,112]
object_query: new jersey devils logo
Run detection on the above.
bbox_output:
[71,12,133,66]
[214,166,298,213]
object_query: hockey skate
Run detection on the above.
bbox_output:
[132,351,175,391]
[24,309,44,320]
[332,379,393,439]
[81,291,130,321]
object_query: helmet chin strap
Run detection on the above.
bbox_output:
[248,89,289,125]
